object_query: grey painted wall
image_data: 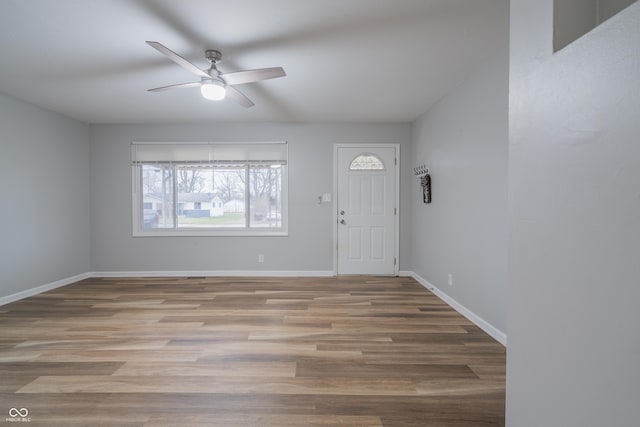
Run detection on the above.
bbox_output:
[90,122,412,273]
[553,0,637,51]
[0,92,90,297]
[507,1,640,425]
[410,52,509,334]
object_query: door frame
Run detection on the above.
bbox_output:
[332,143,400,276]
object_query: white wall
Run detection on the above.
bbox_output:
[0,92,90,298]
[507,1,640,425]
[410,51,509,335]
[90,122,412,273]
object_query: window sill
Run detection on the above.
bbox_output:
[133,229,288,237]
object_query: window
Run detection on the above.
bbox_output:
[349,153,385,170]
[132,142,288,236]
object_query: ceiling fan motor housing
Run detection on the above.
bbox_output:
[205,49,222,64]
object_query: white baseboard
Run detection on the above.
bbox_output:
[409,271,507,347]
[0,272,91,307]
[90,270,335,278]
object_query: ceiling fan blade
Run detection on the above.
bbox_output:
[146,41,210,78]
[221,67,286,85]
[225,86,255,108]
[147,81,202,92]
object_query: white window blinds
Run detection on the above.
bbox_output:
[131,142,288,165]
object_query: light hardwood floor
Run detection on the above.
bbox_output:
[0,276,505,426]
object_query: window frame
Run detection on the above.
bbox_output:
[132,142,288,237]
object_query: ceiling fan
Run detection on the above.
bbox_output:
[146,41,286,108]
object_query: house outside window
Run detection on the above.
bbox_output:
[132,142,288,236]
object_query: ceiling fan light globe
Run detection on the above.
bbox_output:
[201,80,226,101]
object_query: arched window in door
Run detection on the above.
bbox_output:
[349,153,385,171]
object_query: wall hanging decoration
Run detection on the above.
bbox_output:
[413,165,431,204]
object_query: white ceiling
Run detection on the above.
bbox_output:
[0,0,508,124]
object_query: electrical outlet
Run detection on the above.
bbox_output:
[258,254,265,263]
[447,274,453,286]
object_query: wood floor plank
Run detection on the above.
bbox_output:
[112,361,297,377]
[0,361,124,375]
[35,349,203,362]
[95,392,318,414]
[18,375,420,396]
[295,360,478,380]
[144,414,384,426]
[0,276,505,426]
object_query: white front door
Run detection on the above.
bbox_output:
[336,146,398,275]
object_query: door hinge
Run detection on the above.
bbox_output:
[395,157,397,165]
[394,257,397,265]
[394,208,397,215]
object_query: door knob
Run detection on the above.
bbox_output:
[340,219,346,225]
